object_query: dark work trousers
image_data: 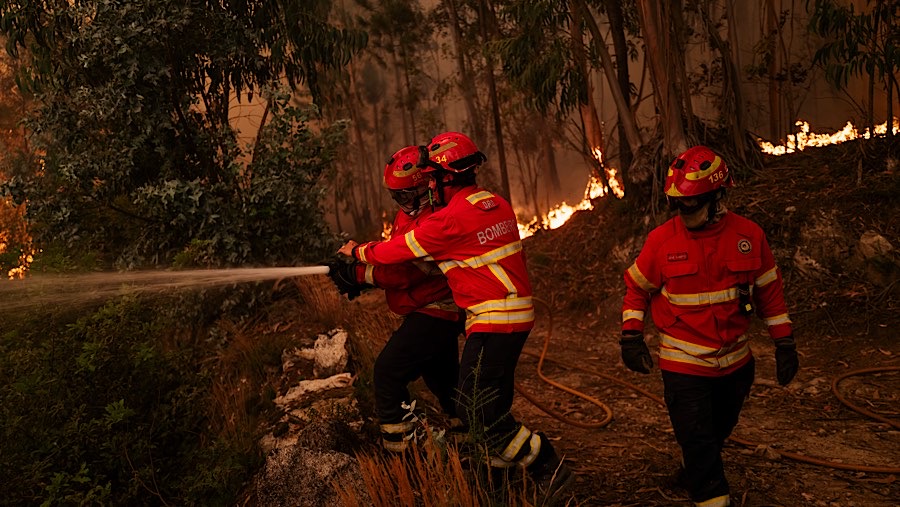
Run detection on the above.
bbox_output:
[373,311,463,425]
[456,331,529,452]
[661,358,756,504]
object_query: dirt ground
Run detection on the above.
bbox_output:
[277,139,899,507]
[504,303,899,507]
[503,141,900,507]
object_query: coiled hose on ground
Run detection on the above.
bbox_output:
[515,298,900,474]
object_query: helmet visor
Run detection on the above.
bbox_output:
[389,187,430,214]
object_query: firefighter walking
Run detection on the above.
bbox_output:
[339,132,574,504]
[619,145,800,507]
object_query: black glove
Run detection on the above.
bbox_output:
[620,332,653,374]
[326,261,368,301]
[774,336,799,386]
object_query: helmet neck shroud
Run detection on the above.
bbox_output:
[668,189,726,229]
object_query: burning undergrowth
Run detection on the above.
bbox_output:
[523,137,900,334]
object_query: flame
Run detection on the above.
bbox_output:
[381,210,392,240]
[518,146,623,239]
[759,119,900,155]
[519,120,900,239]
[0,196,35,279]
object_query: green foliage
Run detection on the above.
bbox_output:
[807,0,899,90]
[0,297,258,505]
[0,0,363,269]
[497,1,581,115]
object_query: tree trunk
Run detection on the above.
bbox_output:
[540,116,562,202]
[345,65,374,216]
[764,0,782,141]
[478,0,511,202]
[882,2,894,140]
[577,0,644,200]
[725,0,748,153]
[669,0,695,141]
[388,36,411,143]
[887,71,895,140]
[333,186,343,233]
[602,0,634,171]
[637,0,687,157]
[400,47,418,140]
[444,0,487,150]
[700,0,748,162]
[568,1,613,193]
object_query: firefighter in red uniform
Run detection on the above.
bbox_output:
[327,146,464,453]
[338,132,574,503]
[620,145,800,507]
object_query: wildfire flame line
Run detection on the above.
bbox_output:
[518,146,623,240]
[759,119,899,155]
[519,118,899,239]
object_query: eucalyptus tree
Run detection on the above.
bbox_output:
[498,0,642,200]
[430,0,514,201]
[440,0,489,149]
[808,0,898,139]
[0,0,365,267]
[355,0,436,143]
[690,0,757,165]
[636,0,690,158]
[600,0,637,171]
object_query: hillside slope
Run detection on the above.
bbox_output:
[517,138,900,506]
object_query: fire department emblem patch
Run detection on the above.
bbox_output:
[737,239,752,254]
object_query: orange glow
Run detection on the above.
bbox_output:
[518,146,623,239]
[0,197,35,279]
[381,210,392,240]
[759,119,900,155]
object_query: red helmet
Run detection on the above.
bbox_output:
[383,146,427,190]
[417,131,486,174]
[384,146,430,215]
[664,146,733,198]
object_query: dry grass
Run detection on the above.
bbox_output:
[290,275,348,328]
[333,423,546,507]
[207,317,294,446]
[334,444,508,507]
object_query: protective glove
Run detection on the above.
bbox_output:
[620,331,653,374]
[774,336,799,386]
[326,261,368,301]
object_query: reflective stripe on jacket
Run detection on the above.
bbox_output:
[622,212,792,376]
[354,207,460,321]
[354,185,534,336]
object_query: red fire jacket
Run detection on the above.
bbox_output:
[622,211,792,376]
[352,207,460,321]
[352,185,534,336]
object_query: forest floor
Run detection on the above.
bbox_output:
[259,139,899,506]
[502,139,900,507]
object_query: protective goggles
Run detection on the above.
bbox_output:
[389,186,430,213]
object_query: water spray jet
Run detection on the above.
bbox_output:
[0,266,331,313]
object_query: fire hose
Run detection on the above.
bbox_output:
[516,297,900,474]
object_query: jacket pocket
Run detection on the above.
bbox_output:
[725,258,761,284]
[657,262,699,328]
[660,262,699,280]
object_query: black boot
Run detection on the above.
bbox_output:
[526,433,575,506]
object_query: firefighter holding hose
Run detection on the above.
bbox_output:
[619,145,800,507]
[339,132,574,504]
[327,146,464,453]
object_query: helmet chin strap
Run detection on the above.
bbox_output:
[432,170,447,206]
[673,190,726,230]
